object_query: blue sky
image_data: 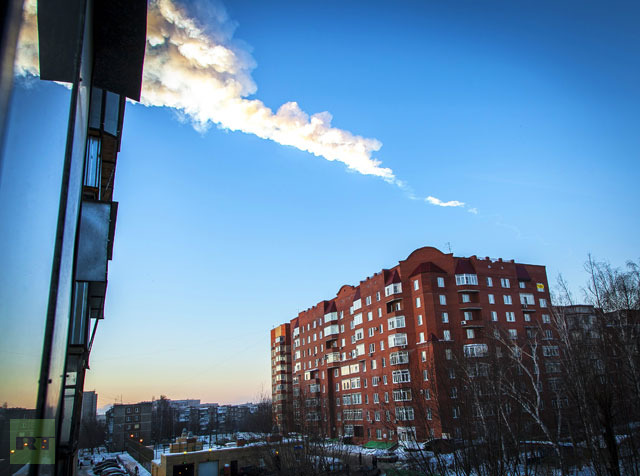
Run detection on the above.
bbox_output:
[1,0,639,408]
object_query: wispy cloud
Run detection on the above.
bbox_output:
[15,0,473,211]
[425,196,465,208]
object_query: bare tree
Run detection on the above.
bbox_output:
[553,258,640,476]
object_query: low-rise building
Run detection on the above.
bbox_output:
[106,402,153,451]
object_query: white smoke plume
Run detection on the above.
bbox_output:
[16,0,391,180]
[15,0,472,210]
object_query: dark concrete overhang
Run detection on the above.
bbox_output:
[38,0,147,101]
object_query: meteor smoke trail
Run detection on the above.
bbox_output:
[15,0,470,209]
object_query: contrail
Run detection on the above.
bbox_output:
[15,0,470,210]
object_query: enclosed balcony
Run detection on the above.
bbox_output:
[324,311,338,323]
[326,352,341,365]
[324,324,339,336]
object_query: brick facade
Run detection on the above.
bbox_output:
[270,246,555,444]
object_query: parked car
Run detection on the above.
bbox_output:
[96,465,124,475]
[375,450,398,463]
[94,465,120,474]
[94,461,119,469]
[101,468,126,476]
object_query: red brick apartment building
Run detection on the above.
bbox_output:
[270,246,555,444]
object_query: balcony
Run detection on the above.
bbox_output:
[386,298,403,314]
[326,352,341,365]
[460,305,483,310]
[324,312,338,323]
[324,325,339,336]
[464,343,488,358]
[388,333,408,348]
[461,318,484,328]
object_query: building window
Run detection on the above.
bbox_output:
[445,349,452,360]
[506,312,515,322]
[377,308,382,318]
[442,312,449,323]
[542,314,551,323]
[387,315,406,330]
[366,296,372,306]
[382,357,386,367]
[488,294,495,304]
[417,314,423,325]
[443,330,451,341]
[543,346,560,357]
[418,332,425,342]
[376,291,381,301]
[437,277,445,287]
[508,329,517,339]
[392,369,411,384]
[464,311,473,321]
[383,375,388,385]
[449,368,455,379]
[461,294,470,303]
[414,279,419,290]
[491,311,498,321]
[390,351,409,365]
[487,277,493,287]
[421,351,426,362]
[540,298,547,308]
[455,274,478,286]
[520,293,535,305]
[385,282,402,297]
[423,370,429,381]
[368,328,375,337]
[388,333,408,347]
[395,407,415,421]
[439,295,447,305]
[501,278,510,288]
[369,343,375,353]
[504,295,512,305]
[367,311,373,321]
[393,388,412,402]
[466,329,475,339]
[416,297,421,308]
